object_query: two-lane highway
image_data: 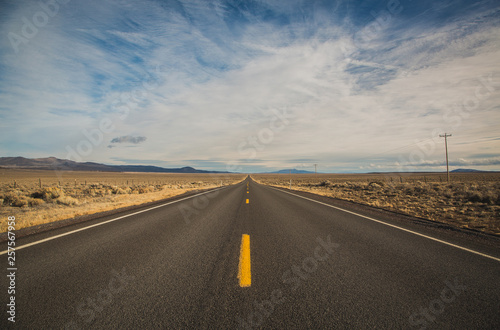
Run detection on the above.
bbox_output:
[2,177,500,329]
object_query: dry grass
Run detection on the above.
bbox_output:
[251,173,500,236]
[0,169,246,233]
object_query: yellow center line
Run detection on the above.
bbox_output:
[238,234,251,287]
[246,199,249,204]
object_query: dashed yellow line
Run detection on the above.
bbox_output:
[238,234,251,287]
[246,199,249,204]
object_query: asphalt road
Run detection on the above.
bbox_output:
[2,177,500,329]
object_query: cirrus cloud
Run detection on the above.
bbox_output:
[0,0,499,172]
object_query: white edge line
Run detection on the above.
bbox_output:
[0,186,228,255]
[267,185,500,263]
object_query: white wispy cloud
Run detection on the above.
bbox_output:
[0,0,499,172]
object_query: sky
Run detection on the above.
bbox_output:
[0,0,499,173]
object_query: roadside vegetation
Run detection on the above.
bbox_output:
[251,173,500,236]
[0,169,246,233]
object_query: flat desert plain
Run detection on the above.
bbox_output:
[0,168,246,232]
[252,172,500,236]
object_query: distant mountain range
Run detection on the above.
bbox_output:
[263,168,316,174]
[450,169,488,173]
[2,158,493,174]
[269,168,494,174]
[366,169,495,174]
[0,157,230,174]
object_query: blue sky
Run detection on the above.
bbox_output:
[1,0,499,173]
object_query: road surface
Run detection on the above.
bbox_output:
[2,177,500,329]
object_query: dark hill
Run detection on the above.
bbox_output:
[0,157,229,173]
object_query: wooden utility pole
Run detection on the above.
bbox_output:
[439,133,452,182]
[314,164,317,174]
